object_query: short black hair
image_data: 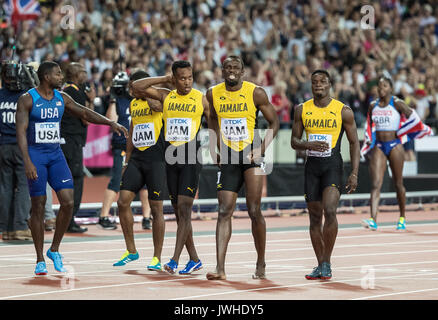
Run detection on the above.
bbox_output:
[130,70,150,81]
[311,69,332,84]
[37,61,59,82]
[171,60,192,74]
[222,55,244,69]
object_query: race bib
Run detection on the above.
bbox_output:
[35,122,61,143]
[132,122,156,148]
[221,118,249,142]
[307,133,332,157]
[166,118,192,142]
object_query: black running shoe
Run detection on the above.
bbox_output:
[98,217,117,230]
[142,217,152,230]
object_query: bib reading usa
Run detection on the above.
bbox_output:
[35,122,61,143]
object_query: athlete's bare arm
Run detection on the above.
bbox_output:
[124,104,135,166]
[253,86,279,159]
[290,104,329,152]
[131,75,172,108]
[393,97,413,118]
[202,95,210,120]
[16,93,37,180]
[206,88,221,165]
[342,105,360,193]
[61,92,128,137]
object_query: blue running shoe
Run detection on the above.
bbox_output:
[46,249,66,273]
[113,250,139,267]
[305,265,321,280]
[147,257,162,271]
[320,262,332,280]
[361,218,378,231]
[396,218,406,231]
[34,261,48,275]
[179,260,203,275]
[164,259,178,274]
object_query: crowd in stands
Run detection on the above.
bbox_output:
[1,0,437,130]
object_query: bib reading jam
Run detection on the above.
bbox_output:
[163,88,204,146]
[302,98,344,158]
[301,98,345,201]
[130,98,164,161]
[212,81,258,152]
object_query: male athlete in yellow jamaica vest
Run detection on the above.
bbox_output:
[131,61,209,275]
[206,56,279,281]
[291,69,360,281]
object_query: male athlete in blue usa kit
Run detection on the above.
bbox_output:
[16,61,127,275]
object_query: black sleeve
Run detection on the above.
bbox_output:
[63,86,86,106]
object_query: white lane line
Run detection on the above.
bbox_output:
[0,222,436,249]
[353,287,438,300]
[173,272,438,300]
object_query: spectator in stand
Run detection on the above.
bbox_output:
[0,0,436,133]
[271,81,292,129]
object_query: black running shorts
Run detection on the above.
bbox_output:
[216,143,264,193]
[120,158,166,201]
[166,163,202,204]
[304,155,343,202]
[216,162,262,193]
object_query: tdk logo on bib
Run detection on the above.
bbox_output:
[224,119,243,125]
[39,123,57,129]
[136,123,151,129]
[311,134,329,141]
[170,119,188,125]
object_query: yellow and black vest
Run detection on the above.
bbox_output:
[162,88,204,146]
[130,98,164,160]
[212,81,258,152]
[302,98,344,157]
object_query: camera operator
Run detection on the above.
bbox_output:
[60,62,95,233]
[0,60,36,241]
[98,71,152,230]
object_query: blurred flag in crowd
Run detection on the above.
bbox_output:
[4,0,40,28]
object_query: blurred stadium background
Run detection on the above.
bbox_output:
[1,0,437,217]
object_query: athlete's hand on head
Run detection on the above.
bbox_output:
[166,73,174,83]
[129,85,145,100]
[307,141,330,152]
[110,122,129,138]
[24,160,38,180]
[345,173,358,194]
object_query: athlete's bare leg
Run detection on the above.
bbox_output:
[307,201,324,266]
[170,195,199,263]
[369,147,387,222]
[117,190,137,254]
[29,195,48,262]
[207,190,237,280]
[243,167,266,279]
[149,200,164,261]
[321,186,340,263]
[388,145,406,219]
[51,188,74,252]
